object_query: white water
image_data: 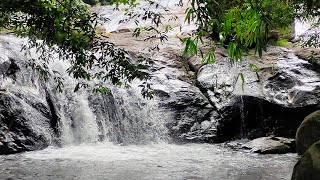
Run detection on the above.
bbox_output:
[295,17,319,39]
[295,20,312,37]
[0,2,302,179]
[0,143,297,180]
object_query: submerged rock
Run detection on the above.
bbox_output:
[296,110,320,155]
[292,140,320,180]
[242,137,295,154]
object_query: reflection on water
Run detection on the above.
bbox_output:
[0,143,297,180]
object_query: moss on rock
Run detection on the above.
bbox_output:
[292,140,320,180]
[296,110,320,155]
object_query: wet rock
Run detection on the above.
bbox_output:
[296,110,320,155]
[88,88,169,145]
[0,36,55,154]
[197,47,320,141]
[292,140,320,180]
[295,48,320,70]
[242,137,295,154]
[0,92,52,154]
[152,79,215,142]
[107,31,219,142]
[187,56,203,73]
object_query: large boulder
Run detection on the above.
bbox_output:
[292,140,320,180]
[0,91,53,154]
[152,76,216,142]
[296,110,320,155]
[108,30,320,143]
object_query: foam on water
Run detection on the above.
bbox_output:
[0,142,298,180]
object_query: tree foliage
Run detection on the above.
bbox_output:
[0,0,319,97]
[183,0,294,63]
[0,0,153,97]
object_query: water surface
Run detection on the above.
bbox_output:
[0,143,297,180]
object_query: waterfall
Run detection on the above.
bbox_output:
[47,59,171,146]
[0,35,172,149]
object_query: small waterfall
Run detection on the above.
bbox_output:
[45,59,171,146]
[57,92,100,145]
[295,19,312,37]
[239,95,246,137]
[110,83,171,144]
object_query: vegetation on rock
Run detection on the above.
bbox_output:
[292,140,320,180]
[182,0,320,64]
[296,110,320,155]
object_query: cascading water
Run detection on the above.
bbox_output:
[49,61,171,146]
[0,1,303,179]
[0,34,171,148]
[239,95,246,137]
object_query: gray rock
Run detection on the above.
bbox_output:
[0,39,55,154]
[197,47,320,141]
[242,137,295,154]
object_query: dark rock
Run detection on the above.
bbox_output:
[152,79,215,142]
[296,110,320,155]
[197,47,320,141]
[292,140,320,180]
[0,36,55,154]
[0,92,52,154]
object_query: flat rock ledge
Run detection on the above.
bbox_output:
[242,137,296,154]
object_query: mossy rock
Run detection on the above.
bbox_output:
[295,48,320,71]
[296,110,320,155]
[292,140,320,180]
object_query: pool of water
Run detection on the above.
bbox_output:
[0,142,298,180]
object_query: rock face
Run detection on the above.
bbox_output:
[107,32,219,143]
[0,91,53,154]
[296,110,320,155]
[0,35,172,154]
[1,31,320,153]
[107,28,320,143]
[0,37,55,154]
[242,137,295,154]
[292,140,320,180]
[197,47,320,141]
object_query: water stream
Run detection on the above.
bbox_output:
[0,34,298,179]
[0,1,306,179]
[0,143,297,180]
